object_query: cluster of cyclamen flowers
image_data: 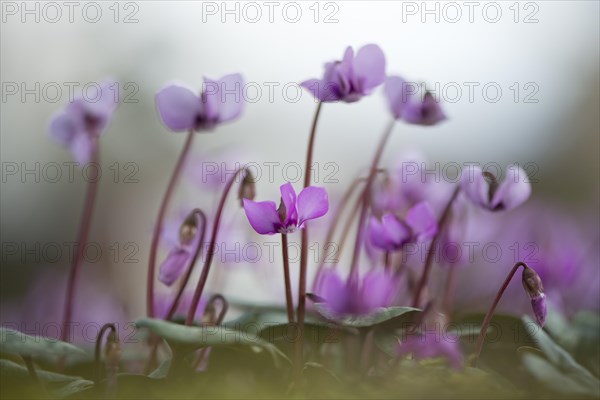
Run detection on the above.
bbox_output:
[48,43,546,371]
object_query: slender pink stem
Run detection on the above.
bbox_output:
[349,120,396,280]
[147,130,195,318]
[312,176,367,290]
[412,186,460,308]
[165,209,207,320]
[61,141,100,343]
[185,168,245,326]
[281,234,295,323]
[471,261,529,367]
[296,101,322,382]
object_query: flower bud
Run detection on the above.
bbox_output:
[179,210,199,246]
[238,169,256,206]
[521,266,547,327]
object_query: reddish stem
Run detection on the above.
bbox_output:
[185,168,245,325]
[281,234,295,323]
[94,323,117,383]
[471,262,529,367]
[296,101,322,382]
[147,130,195,318]
[412,186,460,308]
[165,209,208,320]
[61,141,100,343]
[349,120,396,280]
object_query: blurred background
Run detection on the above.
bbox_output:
[1,1,598,330]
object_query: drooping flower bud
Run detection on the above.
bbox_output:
[521,266,547,327]
[238,169,256,206]
[179,210,199,246]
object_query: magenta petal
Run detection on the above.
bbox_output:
[382,213,412,246]
[49,112,77,146]
[359,269,395,313]
[279,182,298,227]
[384,76,407,119]
[297,186,329,226]
[215,73,244,123]
[158,247,190,286]
[369,217,392,250]
[461,166,489,208]
[353,44,386,93]
[243,199,280,235]
[300,78,340,102]
[155,84,201,132]
[405,201,438,241]
[531,293,547,327]
[492,165,531,211]
[316,269,350,316]
[70,133,95,164]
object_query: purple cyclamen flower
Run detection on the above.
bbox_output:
[314,269,397,316]
[384,76,446,126]
[368,201,438,252]
[396,332,464,370]
[155,74,244,132]
[243,182,329,235]
[301,44,386,103]
[48,79,119,164]
[461,165,531,211]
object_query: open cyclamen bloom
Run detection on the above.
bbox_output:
[314,268,397,316]
[243,182,329,235]
[155,74,244,132]
[368,201,438,252]
[48,79,119,163]
[396,332,464,370]
[158,211,200,286]
[461,165,531,211]
[301,44,386,103]
[384,76,446,126]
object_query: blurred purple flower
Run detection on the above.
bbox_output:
[384,76,446,125]
[396,332,464,370]
[301,44,386,103]
[314,269,397,316]
[158,210,202,286]
[243,182,329,235]
[48,79,119,163]
[461,165,531,211]
[155,74,244,132]
[368,201,438,252]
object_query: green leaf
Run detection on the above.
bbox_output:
[0,359,93,398]
[0,328,87,359]
[134,318,290,367]
[310,303,420,328]
[521,316,600,397]
[147,358,171,379]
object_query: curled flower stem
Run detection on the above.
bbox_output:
[471,261,529,367]
[165,209,208,320]
[296,101,322,382]
[412,186,460,308]
[191,294,229,370]
[147,130,195,318]
[61,141,100,343]
[349,120,396,281]
[94,323,117,384]
[281,234,295,323]
[312,176,367,290]
[186,168,246,326]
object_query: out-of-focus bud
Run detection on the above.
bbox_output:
[521,266,547,327]
[104,331,121,371]
[179,210,199,246]
[238,169,256,206]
